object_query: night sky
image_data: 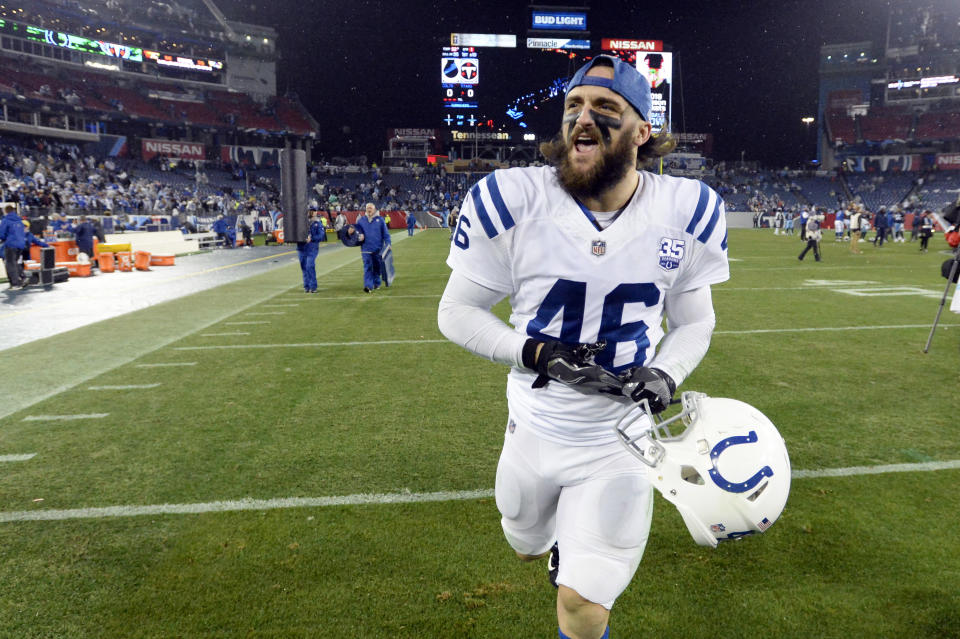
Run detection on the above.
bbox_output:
[217,0,892,167]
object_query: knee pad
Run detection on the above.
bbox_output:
[595,475,654,549]
[556,476,654,607]
[495,452,556,557]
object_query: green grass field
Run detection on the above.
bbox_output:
[1,228,958,639]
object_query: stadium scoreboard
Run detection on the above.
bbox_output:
[436,34,674,136]
[441,46,480,128]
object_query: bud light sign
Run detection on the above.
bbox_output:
[531,11,587,31]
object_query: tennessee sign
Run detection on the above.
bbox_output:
[141,138,205,161]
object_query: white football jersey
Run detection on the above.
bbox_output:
[446,166,729,444]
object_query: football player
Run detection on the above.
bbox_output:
[437,55,729,639]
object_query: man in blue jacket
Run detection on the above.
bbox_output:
[212,214,229,248]
[297,211,325,293]
[406,211,417,236]
[1,205,28,289]
[1,206,48,289]
[355,202,391,292]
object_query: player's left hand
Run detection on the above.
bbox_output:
[620,367,676,414]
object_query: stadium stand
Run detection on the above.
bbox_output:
[913,171,960,211]
[859,107,913,143]
[914,111,960,142]
[826,110,858,145]
[845,172,917,211]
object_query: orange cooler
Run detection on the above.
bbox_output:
[64,262,92,277]
[116,251,133,271]
[99,252,115,272]
[134,251,152,271]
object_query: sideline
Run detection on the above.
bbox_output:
[0,238,394,421]
[2,459,958,523]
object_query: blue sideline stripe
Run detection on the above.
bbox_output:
[685,182,711,234]
[696,196,722,244]
[484,173,516,231]
[469,183,498,238]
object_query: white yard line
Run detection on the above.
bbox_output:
[174,339,448,351]
[791,460,960,478]
[2,460,957,523]
[224,321,271,325]
[714,323,958,335]
[199,332,251,337]
[22,413,109,422]
[135,362,197,368]
[87,384,161,391]
[0,454,36,463]
[171,322,959,351]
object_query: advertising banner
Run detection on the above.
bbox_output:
[601,39,662,51]
[531,11,587,31]
[526,37,590,50]
[141,138,205,161]
[935,153,960,169]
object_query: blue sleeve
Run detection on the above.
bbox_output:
[382,219,391,244]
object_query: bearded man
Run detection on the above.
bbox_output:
[437,55,729,639]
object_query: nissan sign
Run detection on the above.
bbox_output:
[141,138,205,161]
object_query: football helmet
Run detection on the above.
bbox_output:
[615,392,791,548]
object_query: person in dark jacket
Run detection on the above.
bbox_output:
[873,207,888,246]
[239,220,253,247]
[74,216,97,262]
[919,211,934,253]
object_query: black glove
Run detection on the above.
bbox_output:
[522,339,623,394]
[620,367,676,414]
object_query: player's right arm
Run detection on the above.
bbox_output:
[437,270,526,368]
[440,172,524,367]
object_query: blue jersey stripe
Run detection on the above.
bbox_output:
[697,196,722,244]
[684,182,711,234]
[469,183,498,238]
[485,173,516,231]
[721,230,728,251]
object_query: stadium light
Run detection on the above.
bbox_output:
[801,117,815,125]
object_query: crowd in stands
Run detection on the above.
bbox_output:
[3,133,959,241]
[309,163,471,223]
[0,55,315,136]
[0,135,280,231]
[0,135,480,233]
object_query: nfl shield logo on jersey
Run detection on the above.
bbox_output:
[591,239,606,257]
